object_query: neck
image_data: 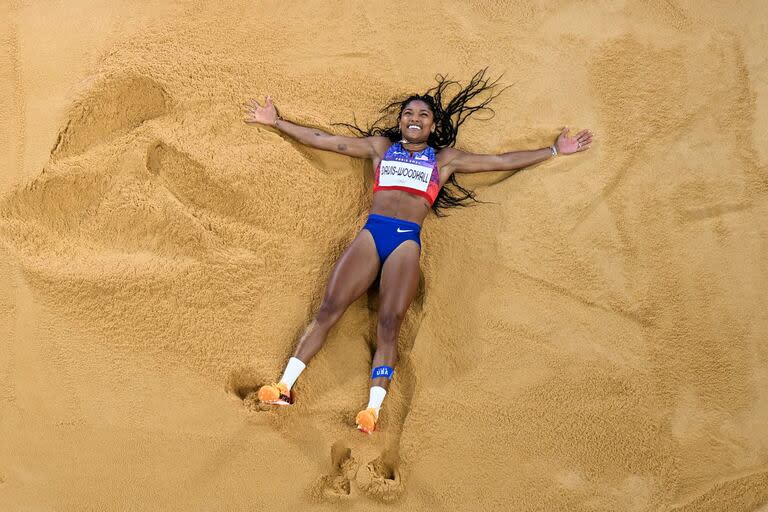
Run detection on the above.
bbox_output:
[400,139,427,151]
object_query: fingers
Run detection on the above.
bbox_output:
[242,101,263,121]
[562,127,594,139]
[241,95,278,125]
[241,96,275,123]
[241,99,260,124]
[575,129,594,146]
[553,125,595,154]
[241,106,259,124]
[241,101,258,112]
[241,96,275,109]
[572,128,594,152]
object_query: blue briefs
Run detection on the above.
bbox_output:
[363,214,421,264]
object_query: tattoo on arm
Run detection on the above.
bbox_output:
[337,144,347,151]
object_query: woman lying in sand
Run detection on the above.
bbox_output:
[243,70,593,433]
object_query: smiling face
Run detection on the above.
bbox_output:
[398,99,436,144]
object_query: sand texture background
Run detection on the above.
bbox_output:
[2,1,768,510]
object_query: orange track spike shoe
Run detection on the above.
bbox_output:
[257,382,293,405]
[355,408,378,434]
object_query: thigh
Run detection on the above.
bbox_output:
[378,240,421,316]
[322,229,381,307]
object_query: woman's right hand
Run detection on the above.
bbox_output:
[243,95,279,126]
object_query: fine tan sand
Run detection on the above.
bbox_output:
[2,1,768,510]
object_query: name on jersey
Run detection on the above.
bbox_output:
[378,160,432,191]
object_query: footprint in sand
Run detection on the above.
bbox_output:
[310,442,404,503]
[355,454,404,503]
[224,365,274,412]
[311,440,359,502]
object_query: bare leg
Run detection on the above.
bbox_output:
[259,229,380,405]
[370,240,421,391]
[355,240,420,430]
[293,229,380,363]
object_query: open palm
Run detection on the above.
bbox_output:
[556,127,593,155]
[243,96,278,125]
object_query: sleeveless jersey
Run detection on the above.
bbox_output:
[373,142,440,205]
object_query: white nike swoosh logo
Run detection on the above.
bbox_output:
[396,228,414,233]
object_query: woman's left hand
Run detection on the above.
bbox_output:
[555,127,593,155]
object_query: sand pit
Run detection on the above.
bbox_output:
[2,1,768,510]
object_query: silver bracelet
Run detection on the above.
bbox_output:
[550,145,558,157]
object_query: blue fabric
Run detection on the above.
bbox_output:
[363,214,421,264]
[371,365,394,380]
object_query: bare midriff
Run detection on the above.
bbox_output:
[370,189,432,225]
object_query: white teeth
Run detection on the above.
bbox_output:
[408,125,421,130]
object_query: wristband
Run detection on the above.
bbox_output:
[550,145,558,157]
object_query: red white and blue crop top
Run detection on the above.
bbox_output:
[373,142,441,205]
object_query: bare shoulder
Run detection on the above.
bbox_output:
[368,136,393,158]
[436,146,463,169]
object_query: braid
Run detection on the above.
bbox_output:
[336,68,507,215]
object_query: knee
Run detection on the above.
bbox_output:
[315,297,345,326]
[378,310,405,335]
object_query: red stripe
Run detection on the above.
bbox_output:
[373,185,437,205]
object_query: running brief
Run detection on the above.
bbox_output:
[373,142,441,205]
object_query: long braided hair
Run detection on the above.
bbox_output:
[337,69,507,215]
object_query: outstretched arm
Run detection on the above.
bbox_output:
[441,127,594,174]
[243,96,387,159]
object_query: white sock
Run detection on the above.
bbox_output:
[366,386,387,414]
[279,357,306,390]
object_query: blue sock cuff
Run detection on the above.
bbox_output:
[371,365,394,380]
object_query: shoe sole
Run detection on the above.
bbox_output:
[356,422,376,434]
[262,399,291,406]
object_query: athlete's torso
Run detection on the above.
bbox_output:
[370,142,448,225]
[373,142,441,204]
